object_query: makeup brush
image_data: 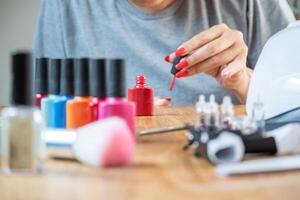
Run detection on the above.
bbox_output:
[45,117,135,167]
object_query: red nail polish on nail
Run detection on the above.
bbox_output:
[176,60,188,70]
[176,69,188,78]
[165,98,172,102]
[164,55,170,62]
[175,47,186,57]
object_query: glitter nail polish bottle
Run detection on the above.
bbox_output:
[0,51,46,175]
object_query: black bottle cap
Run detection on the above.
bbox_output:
[171,56,184,75]
[35,58,49,94]
[11,51,33,106]
[49,59,61,95]
[89,59,107,98]
[60,59,74,96]
[107,59,125,98]
[74,58,89,97]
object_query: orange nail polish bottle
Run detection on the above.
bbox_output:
[66,58,93,129]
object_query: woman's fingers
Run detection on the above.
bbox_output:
[165,23,230,63]
[175,30,240,70]
[177,42,243,78]
[217,49,250,97]
[221,46,248,78]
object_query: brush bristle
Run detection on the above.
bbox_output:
[73,117,135,167]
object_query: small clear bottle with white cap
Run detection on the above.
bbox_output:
[208,95,220,129]
[252,98,265,132]
[221,96,234,129]
[195,95,207,126]
[0,51,46,175]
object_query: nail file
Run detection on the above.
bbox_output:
[169,56,184,91]
[215,155,300,176]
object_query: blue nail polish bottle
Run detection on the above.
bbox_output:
[51,59,74,128]
[41,59,61,127]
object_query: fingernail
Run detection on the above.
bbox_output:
[176,60,189,70]
[176,69,188,78]
[164,98,172,102]
[175,47,186,57]
[222,70,230,77]
[164,55,170,62]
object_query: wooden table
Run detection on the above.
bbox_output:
[1,106,300,200]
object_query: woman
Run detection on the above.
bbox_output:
[33,0,295,105]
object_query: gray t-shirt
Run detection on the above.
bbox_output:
[33,0,295,105]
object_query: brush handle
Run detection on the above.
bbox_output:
[138,124,190,136]
[44,129,77,148]
[216,155,300,176]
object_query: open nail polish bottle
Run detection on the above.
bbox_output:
[89,58,107,121]
[41,59,61,127]
[99,59,136,135]
[34,58,49,108]
[128,75,154,116]
[51,59,74,128]
[66,58,93,129]
[1,51,46,175]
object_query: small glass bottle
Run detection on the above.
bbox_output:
[128,75,154,116]
[89,58,107,121]
[99,59,136,135]
[66,58,94,129]
[0,52,46,175]
[34,57,49,108]
[252,98,265,133]
[41,58,61,128]
[52,58,74,128]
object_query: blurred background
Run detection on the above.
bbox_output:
[0,0,299,106]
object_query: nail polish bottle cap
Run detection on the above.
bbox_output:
[89,59,107,98]
[171,56,183,75]
[60,58,74,96]
[74,58,90,97]
[49,59,61,95]
[107,59,125,98]
[11,51,33,106]
[35,58,49,95]
[136,75,146,86]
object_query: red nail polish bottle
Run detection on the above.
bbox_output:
[128,75,154,116]
[34,58,49,108]
[89,59,107,121]
[66,58,93,129]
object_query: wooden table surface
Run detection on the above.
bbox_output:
[1,106,300,200]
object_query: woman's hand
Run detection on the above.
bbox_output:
[164,23,253,104]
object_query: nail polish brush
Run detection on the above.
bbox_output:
[169,56,184,91]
